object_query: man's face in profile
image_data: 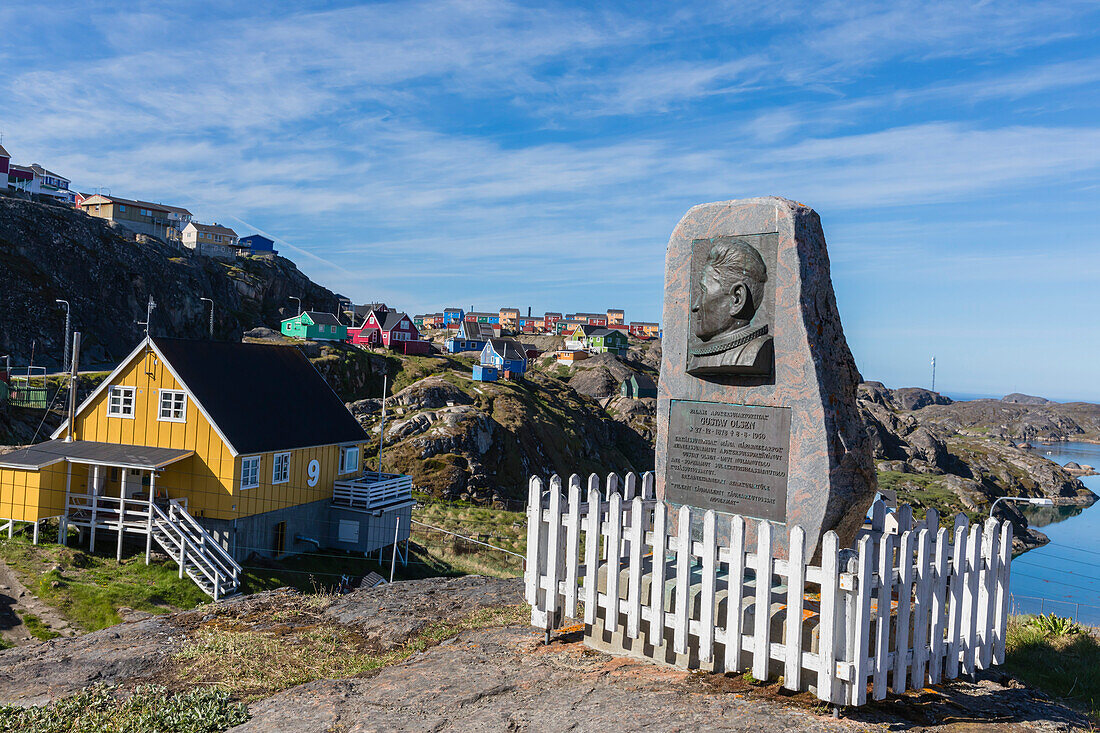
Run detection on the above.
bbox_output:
[693,261,736,340]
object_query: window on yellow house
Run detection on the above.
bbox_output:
[107,386,135,417]
[241,456,261,489]
[272,452,290,484]
[339,446,359,474]
[158,390,187,422]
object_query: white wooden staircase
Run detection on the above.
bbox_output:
[64,493,242,600]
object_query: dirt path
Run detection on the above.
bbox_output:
[0,558,75,646]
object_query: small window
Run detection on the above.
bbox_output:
[241,456,261,490]
[119,204,126,212]
[272,452,291,484]
[158,389,186,422]
[107,386,135,417]
[340,446,359,474]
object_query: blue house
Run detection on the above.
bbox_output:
[443,308,465,327]
[238,234,278,256]
[472,365,498,382]
[480,338,527,376]
[445,321,496,353]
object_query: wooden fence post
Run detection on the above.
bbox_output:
[783,525,806,691]
[872,533,896,700]
[626,496,645,639]
[699,510,717,664]
[648,500,667,648]
[892,529,914,694]
[673,505,691,655]
[724,515,746,674]
[818,531,842,704]
[850,535,874,705]
[752,520,773,682]
[564,475,582,618]
[583,482,601,625]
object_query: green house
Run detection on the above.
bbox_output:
[585,327,629,355]
[621,372,657,398]
[280,311,348,341]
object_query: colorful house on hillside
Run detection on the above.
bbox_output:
[499,308,519,332]
[621,372,657,398]
[555,318,586,335]
[78,195,173,240]
[607,309,625,325]
[569,313,608,326]
[480,338,527,378]
[0,337,412,598]
[281,311,348,341]
[464,311,500,325]
[544,312,562,331]
[566,325,629,355]
[183,222,239,258]
[445,321,497,353]
[628,322,660,338]
[443,308,465,328]
[0,145,9,188]
[238,234,278,257]
[348,310,429,354]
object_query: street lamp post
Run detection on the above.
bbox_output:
[55,299,70,370]
[199,298,214,339]
[989,496,1054,518]
[290,296,302,316]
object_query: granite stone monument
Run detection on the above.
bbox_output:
[656,197,876,561]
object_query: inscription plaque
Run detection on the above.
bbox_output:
[665,399,790,522]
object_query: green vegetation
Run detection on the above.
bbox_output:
[20,613,60,641]
[413,501,526,577]
[0,685,249,733]
[0,532,208,632]
[876,470,977,523]
[1004,615,1100,722]
[173,603,525,700]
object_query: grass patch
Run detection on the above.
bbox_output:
[0,684,249,732]
[172,603,525,700]
[20,612,60,641]
[412,502,526,577]
[1004,615,1100,722]
[876,470,977,523]
[0,534,209,632]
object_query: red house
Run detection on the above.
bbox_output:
[348,310,430,355]
[544,312,562,331]
[0,145,9,182]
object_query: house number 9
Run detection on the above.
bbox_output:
[307,460,320,487]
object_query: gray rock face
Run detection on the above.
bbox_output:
[387,377,473,411]
[1004,393,1052,405]
[892,387,953,411]
[656,198,876,560]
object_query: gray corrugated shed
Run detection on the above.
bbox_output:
[0,440,193,470]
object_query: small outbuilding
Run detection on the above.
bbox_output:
[472,365,499,382]
[621,372,657,398]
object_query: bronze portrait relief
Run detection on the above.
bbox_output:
[687,233,776,376]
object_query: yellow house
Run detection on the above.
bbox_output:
[78,194,172,240]
[0,337,412,599]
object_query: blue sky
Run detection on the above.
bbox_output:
[2,1,1099,400]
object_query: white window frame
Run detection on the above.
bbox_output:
[240,456,261,490]
[107,386,136,418]
[339,446,360,475]
[272,452,291,485]
[157,389,187,422]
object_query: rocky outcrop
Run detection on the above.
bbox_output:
[1004,393,1052,405]
[356,367,653,502]
[0,196,339,368]
[858,382,1097,551]
[916,399,1100,443]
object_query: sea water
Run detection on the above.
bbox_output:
[1011,442,1100,624]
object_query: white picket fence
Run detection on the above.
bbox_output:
[525,472,1014,707]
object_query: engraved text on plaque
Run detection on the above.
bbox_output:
[665,399,791,522]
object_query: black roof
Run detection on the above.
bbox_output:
[152,338,367,454]
[631,373,657,390]
[379,311,412,331]
[488,338,526,361]
[304,311,342,327]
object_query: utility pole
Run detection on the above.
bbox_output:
[65,333,80,443]
[55,299,70,372]
[137,295,156,337]
[290,296,302,316]
[378,373,387,474]
[199,297,214,339]
[931,356,936,393]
